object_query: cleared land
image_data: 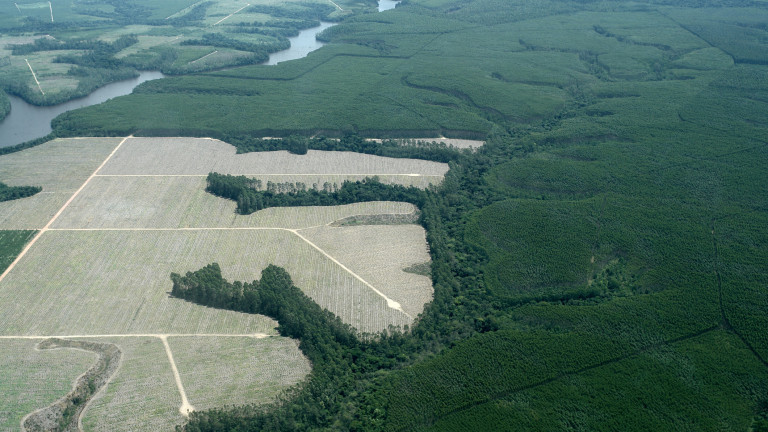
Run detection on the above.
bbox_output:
[52,175,418,229]
[0,138,122,229]
[99,137,449,178]
[0,229,280,336]
[0,228,412,335]
[168,336,311,411]
[0,339,95,431]
[368,137,485,150]
[79,337,186,432]
[0,135,434,429]
[300,224,433,318]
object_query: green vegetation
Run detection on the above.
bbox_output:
[0,182,42,202]
[155,0,768,430]
[0,230,35,273]
[206,173,426,214]
[3,0,768,430]
[0,0,375,107]
[229,134,465,162]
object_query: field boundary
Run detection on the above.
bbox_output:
[0,135,130,285]
[93,174,442,177]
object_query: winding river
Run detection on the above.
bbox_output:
[0,0,400,149]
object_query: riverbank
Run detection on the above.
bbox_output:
[0,90,8,122]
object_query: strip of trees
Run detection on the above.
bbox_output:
[206,173,427,214]
[0,182,42,202]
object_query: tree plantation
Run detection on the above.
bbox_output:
[0,0,767,430]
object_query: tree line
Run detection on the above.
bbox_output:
[227,134,466,163]
[177,132,514,430]
[172,263,414,429]
[0,182,42,202]
[206,173,427,214]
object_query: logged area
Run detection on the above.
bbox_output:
[0,136,435,429]
[2,0,768,430]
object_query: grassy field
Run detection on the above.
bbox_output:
[0,339,96,431]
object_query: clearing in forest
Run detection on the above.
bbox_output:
[0,136,439,430]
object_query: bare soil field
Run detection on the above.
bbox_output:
[300,224,433,318]
[52,175,420,229]
[0,138,122,229]
[168,336,311,411]
[0,135,435,428]
[98,137,449,179]
[0,339,95,431]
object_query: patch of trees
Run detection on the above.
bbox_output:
[227,134,466,163]
[4,63,137,106]
[10,35,137,56]
[229,20,320,39]
[178,132,508,431]
[161,2,213,26]
[53,35,139,69]
[77,0,151,24]
[246,4,337,22]
[180,33,289,62]
[172,263,412,429]
[0,182,42,202]
[206,173,426,214]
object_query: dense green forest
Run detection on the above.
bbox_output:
[206,173,427,213]
[227,134,466,162]
[0,182,42,202]
[5,0,768,430]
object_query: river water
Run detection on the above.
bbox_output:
[378,0,400,11]
[0,71,164,148]
[0,0,400,148]
[266,21,336,66]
